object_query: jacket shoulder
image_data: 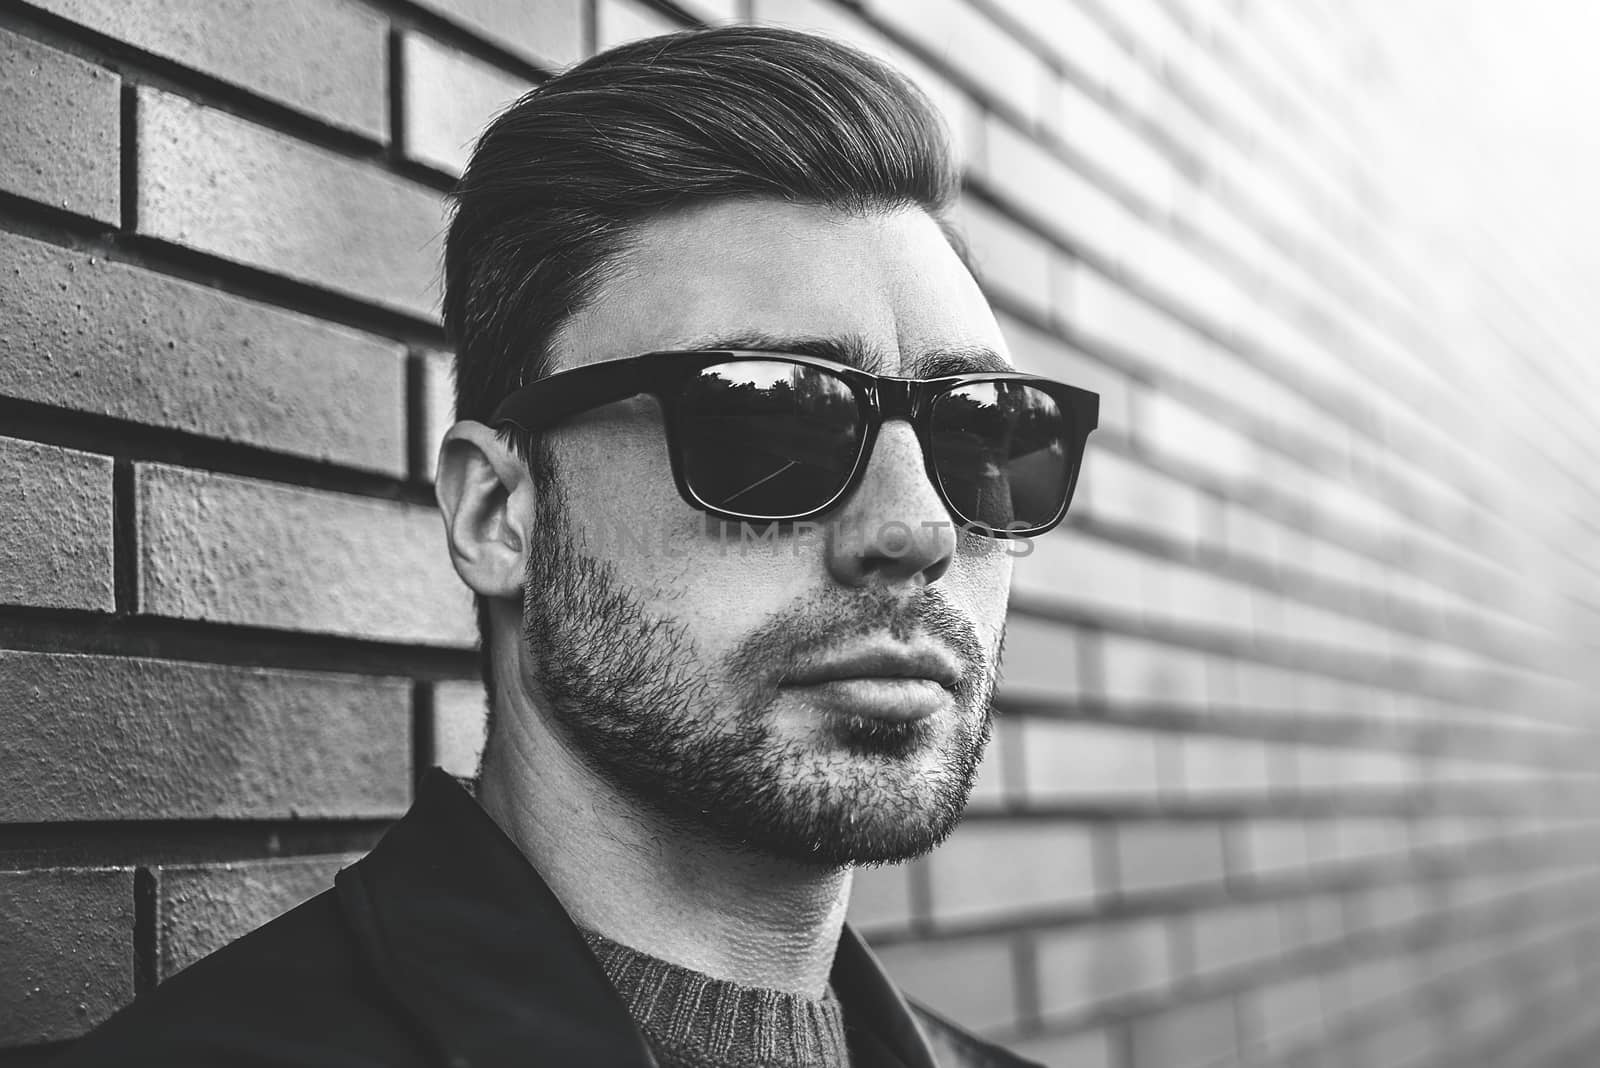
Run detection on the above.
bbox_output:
[911,1002,1046,1068]
[53,886,426,1068]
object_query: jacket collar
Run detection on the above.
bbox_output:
[335,768,945,1068]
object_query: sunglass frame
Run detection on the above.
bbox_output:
[489,350,1100,537]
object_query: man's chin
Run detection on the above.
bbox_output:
[710,763,979,868]
[667,709,992,868]
[757,805,969,868]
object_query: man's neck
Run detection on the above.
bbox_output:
[476,708,852,999]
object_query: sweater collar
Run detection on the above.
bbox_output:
[580,928,851,1067]
[334,768,945,1068]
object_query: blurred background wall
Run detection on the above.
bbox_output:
[3,1,1599,1065]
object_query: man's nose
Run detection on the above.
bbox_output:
[822,421,958,588]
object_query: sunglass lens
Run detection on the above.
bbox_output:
[930,382,1072,533]
[676,361,863,519]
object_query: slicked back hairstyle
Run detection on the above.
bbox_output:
[441,24,963,702]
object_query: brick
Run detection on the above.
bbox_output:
[433,679,488,779]
[400,33,531,176]
[1076,448,1206,546]
[948,198,1058,321]
[995,311,1133,434]
[859,0,1052,125]
[136,463,475,645]
[674,0,739,22]
[1357,881,1428,933]
[845,864,915,934]
[413,0,583,68]
[1300,534,1386,594]
[927,821,1095,923]
[1282,675,1349,724]
[0,30,119,224]
[985,0,1121,90]
[0,650,411,821]
[983,117,1138,265]
[1094,43,1174,140]
[1007,1028,1114,1068]
[1125,224,1249,338]
[1185,902,1284,976]
[1112,822,1226,896]
[1365,1012,1436,1068]
[1278,601,1394,662]
[158,854,359,978]
[1232,303,1349,395]
[1332,818,1410,864]
[1091,0,1187,70]
[1292,745,1410,792]
[1145,549,1196,626]
[1067,266,1208,377]
[1436,975,1508,1044]
[873,937,1020,1032]
[966,716,1010,807]
[0,438,113,612]
[1199,649,1244,707]
[33,0,386,138]
[992,121,1145,273]
[1231,820,1310,880]
[1035,919,1173,1019]
[1129,996,1239,1068]
[1016,719,1168,803]
[1134,391,1258,487]
[1224,503,1285,565]
[1322,746,1418,790]
[1127,332,1244,417]
[1095,633,1212,709]
[1343,954,1421,1011]
[1234,7,1334,106]
[992,614,1083,703]
[1175,733,1276,798]
[1302,822,1346,873]
[1055,78,1175,211]
[1174,173,1277,273]
[1239,974,1324,1057]
[1222,125,1321,235]
[0,231,407,475]
[1011,527,1155,621]
[0,868,134,1044]
[595,0,683,51]
[1152,563,1255,635]
[1437,871,1508,913]
[1279,894,1345,950]
[135,88,444,319]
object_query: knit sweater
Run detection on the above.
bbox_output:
[580,930,852,1068]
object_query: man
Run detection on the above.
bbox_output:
[58,25,1096,1068]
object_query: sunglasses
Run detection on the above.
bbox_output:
[489,351,1099,538]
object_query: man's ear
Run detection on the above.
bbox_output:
[435,421,537,599]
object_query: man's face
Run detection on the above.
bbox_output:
[518,198,1014,867]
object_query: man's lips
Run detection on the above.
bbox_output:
[784,678,949,724]
[781,643,963,690]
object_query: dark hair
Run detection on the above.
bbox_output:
[442,24,963,705]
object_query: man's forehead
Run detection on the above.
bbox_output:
[547,199,1007,376]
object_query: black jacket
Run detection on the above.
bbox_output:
[57,769,1041,1068]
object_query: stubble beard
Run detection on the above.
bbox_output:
[519,487,1001,869]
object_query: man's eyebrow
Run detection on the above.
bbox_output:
[670,332,1012,377]
[911,346,1014,377]
[676,331,887,374]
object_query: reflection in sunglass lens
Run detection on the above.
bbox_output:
[930,382,1070,532]
[675,361,864,519]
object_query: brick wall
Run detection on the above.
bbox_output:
[2,2,1598,1066]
